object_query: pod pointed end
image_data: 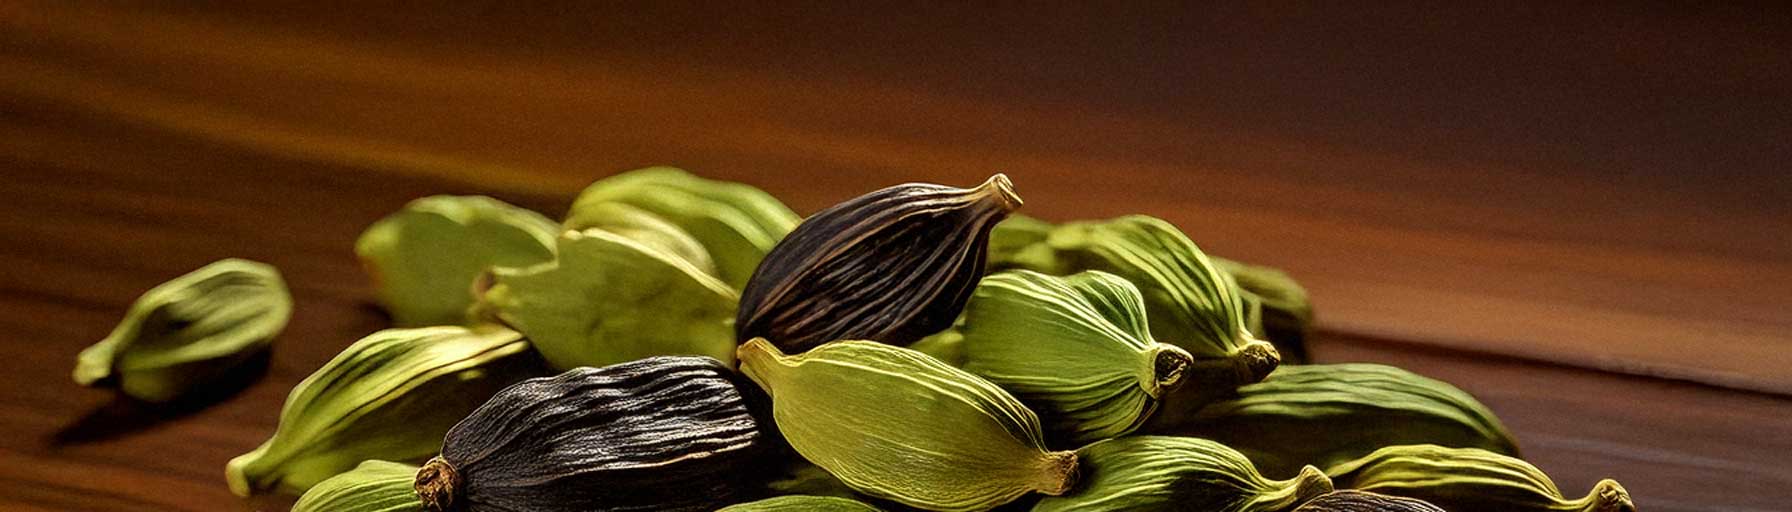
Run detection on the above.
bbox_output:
[977,173,1023,212]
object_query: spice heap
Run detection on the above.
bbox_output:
[75,168,1637,511]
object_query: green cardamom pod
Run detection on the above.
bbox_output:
[960,270,1194,445]
[910,326,968,367]
[1035,436,1332,512]
[1326,445,1635,512]
[479,228,739,369]
[73,258,290,403]
[566,167,799,289]
[1294,490,1446,512]
[355,195,558,326]
[561,201,717,274]
[720,496,884,512]
[1149,363,1518,479]
[987,214,1060,273]
[226,326,544,496]
[737,174,1022,353]
[292,460,422,512]
[1212,256,1312,363]
[738,338,1077,512]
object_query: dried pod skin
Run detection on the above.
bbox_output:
[720,496,884,512]
[1294,490,1447,512]
[292,461,423,512]
[427,357,773,512]
[1326,445,1636,512]
[355,195,559,326]
[73,259,290,403]
[1034,436,1332,512]
[1213,256,1313,363]
[226,326,544,496]
[737,174,1022,352]
[562,201,717,274]
[480,228,739,369]
[961,270,1194,445]
[566,167,800,288]
[739,339,1077,512]
[1149,364,1518,479]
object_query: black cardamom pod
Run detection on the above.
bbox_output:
[737,174,1022,352]
[1294,490,1448,512]
[416,356,773,512]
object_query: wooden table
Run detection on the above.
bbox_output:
[3,3,1788,511]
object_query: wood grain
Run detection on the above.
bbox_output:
[2,2,1788,510]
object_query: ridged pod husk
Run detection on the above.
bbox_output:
[1148,363,1518,479]
[478,228,739,369]
[561,201,716,274]
[73,258,290,403]
[1212,256,1313,363]
[719,496,884,512]
[1293,490,1446,512]
[960,270,1194,446]
[355,195,559,326]
[565,167,800,289]
[989,216,1280,397]
[736,174,1022,353]
[226,326,544,496]
[420,357,773,512]
[1034,436,1332,512]
[1326,445,1636,512]
[738,339,1077,512]
[292,461,423,512]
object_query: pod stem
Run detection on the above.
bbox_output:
[1231,339,1281,385]
[1257,465,1333,511]
[1034,450,1080,496]
[975,173,1024,212]
[1581,479,1636,512]
[415,456,464,512]
[1145,344,1194,398]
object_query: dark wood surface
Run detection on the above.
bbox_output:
[2,3,1789,511]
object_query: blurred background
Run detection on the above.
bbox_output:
[3,2,1789,510]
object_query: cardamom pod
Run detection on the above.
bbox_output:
[719,496,884,512]
[292,460,422,512]
[738,338,1076,512]
[226,326,544,496]
[1212,256,1312,362]
[562,201,717,274]
[910,326,968,367]
[987,214,1060,273]
[1035,436,1332,512]
[960,270,1194,445]
[1326,445,1635,512]
[418,357,773,512]
[1148,363,1518,478]
[737,174,1022,353]
[355,195,558,326]
[73,258,290,403]
[566,167,800,289]
[478,228,739,369]
[1294,490,1446,512]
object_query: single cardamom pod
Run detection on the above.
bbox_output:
[226,326,544,496]
[987,214,1061,274]
[566,167,800,289]
[737,174,1022,353]
[719,496,884,512]
[1147,363,1519,479]
[738,339,1076,512]
[1035,436,1332,512]
[1294,490,1447,512]
[292,460,422,512]
[1212,256,1313,363]
[479,228,739,369]
[960,270,1194,445]
[1326,445,1635,512]
[73,258,290,403]
[562,201,717,274]
[418,357,773,512]
[355,195,558,326]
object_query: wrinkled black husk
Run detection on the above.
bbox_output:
[1295,490,1448,512]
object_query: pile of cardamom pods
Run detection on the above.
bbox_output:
[74,168,1639,512]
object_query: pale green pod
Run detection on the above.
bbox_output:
[988,214,1062,274]
[480,228,739,369]
[719,496,883,512]
[1212,257,1312,362]
[73,258,290,403]
[292,460,422,512]
[226,326,544,496]
[566,167,799,289]
[739,339,1078,512]
[1326,445,1635,512]
[556,201,716,274]
[910,327,967,367]
[1035,436,1332,512]
[960,270,1193,445]
[1151,364,1518,479]
[355,195,558,326]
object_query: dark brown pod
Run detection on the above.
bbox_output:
[1295,490,1447,512]
[417,356,773,512]
[737,174,1022,352]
